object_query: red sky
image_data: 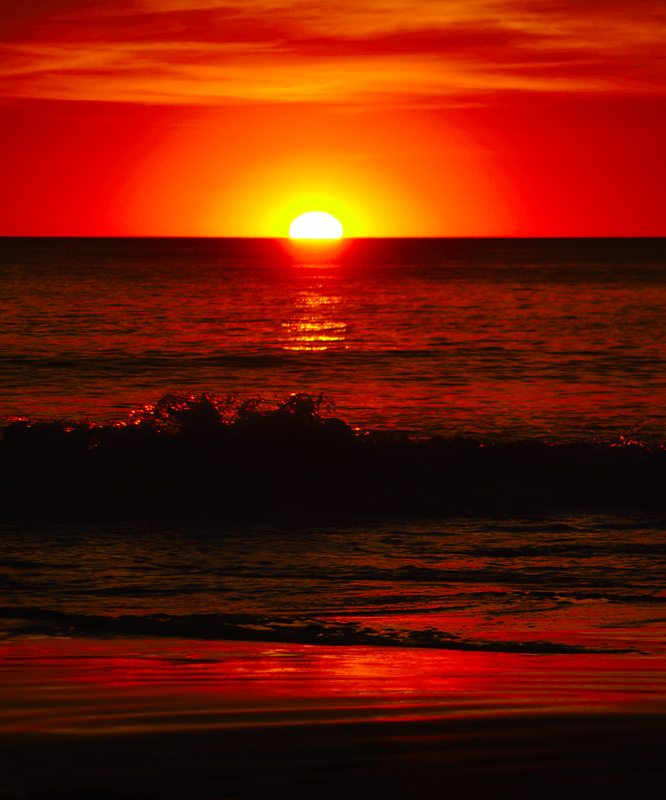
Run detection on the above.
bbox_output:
[1,0,664,237]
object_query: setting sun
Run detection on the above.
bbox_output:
[289,211,343,239]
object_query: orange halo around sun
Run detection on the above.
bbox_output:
[289,211,343,239]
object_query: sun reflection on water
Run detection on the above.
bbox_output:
[281,265,348,352]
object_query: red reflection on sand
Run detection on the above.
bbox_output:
[2,638,666,736]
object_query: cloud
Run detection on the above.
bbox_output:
[1,1,664,105]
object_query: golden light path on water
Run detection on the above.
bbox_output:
[281,285,347,352]
[280,246,348,351]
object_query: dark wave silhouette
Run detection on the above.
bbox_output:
[2,392,665,520]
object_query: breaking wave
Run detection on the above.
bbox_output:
[2,392,666,520]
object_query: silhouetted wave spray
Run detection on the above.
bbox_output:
[2,392,665,520]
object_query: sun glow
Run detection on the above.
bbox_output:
[289,211,343,239]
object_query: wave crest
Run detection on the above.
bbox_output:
[2,392,665,520]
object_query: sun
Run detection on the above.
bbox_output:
[289,211,343,239]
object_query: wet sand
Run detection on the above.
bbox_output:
[2,637,666,798]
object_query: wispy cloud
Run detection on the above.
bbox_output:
[1,1,664,105]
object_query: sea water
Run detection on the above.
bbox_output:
[1,237,666,657]
[2,237,666,440]
[2,513,666,656]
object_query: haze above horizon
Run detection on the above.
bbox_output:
[1,1,664,238]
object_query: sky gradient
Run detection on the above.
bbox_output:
[2,0,664,236]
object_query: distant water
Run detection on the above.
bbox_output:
[2,237,666,441]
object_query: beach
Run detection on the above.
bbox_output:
[3,636,666,799]
[4,0,666,793]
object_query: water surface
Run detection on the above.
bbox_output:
[2,237,665,441]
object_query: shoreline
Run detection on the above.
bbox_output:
[3,636,666,798]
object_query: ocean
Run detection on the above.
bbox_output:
[2,237,666,439]
[2,236,666,798]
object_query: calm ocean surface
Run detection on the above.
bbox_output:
[2,237,666,440]
[1,237,666,658]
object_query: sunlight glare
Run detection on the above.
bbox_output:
[289,211,343,239]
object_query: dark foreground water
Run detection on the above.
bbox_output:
[2,512,666,656]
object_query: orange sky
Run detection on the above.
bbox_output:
[1,1,664,237]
